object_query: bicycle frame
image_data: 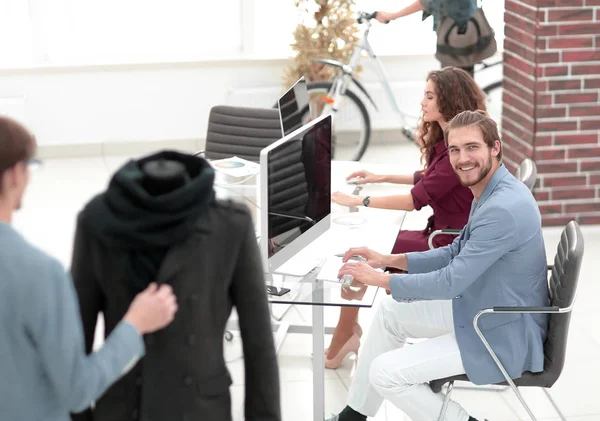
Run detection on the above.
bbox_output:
[325,18,403,118]
[348,24,403,115]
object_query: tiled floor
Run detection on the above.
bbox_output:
[14,139,600,421]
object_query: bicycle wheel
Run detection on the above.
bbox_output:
[305,81,371,161]
[483,80,503,130]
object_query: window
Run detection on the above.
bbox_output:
[251,0,297,57]
[7,1,505,68]
[32,0,242,66]
[0,0,32,68]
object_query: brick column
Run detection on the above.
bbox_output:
[502,0,600,226]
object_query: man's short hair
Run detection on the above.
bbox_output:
[445,110,503,162]
[0,116,36,174]
[0,117,36,192]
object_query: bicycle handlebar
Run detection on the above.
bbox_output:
[357,11,389,24]
[357,11,377,23]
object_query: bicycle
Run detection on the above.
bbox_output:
[305,11,503,162]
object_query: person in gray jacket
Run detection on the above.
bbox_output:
[328,110,549,421]
[0,116,178,421]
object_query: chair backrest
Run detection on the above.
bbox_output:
[515,158,537,191]
[204,105,282,162]
[543,220,584,386]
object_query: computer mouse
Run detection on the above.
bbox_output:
[346,177,362,185]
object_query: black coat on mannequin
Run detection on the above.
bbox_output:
[70,151,280,421]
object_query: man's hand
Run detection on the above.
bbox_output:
[342,247,386,268]
[375,11,395,24]
[124,283,178,334]
[332,192,362,207]
[338,261,391,289]
[346,170,380,185]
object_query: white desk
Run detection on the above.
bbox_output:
[216,161,411,421]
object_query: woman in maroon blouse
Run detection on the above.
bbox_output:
[325,67,486,369]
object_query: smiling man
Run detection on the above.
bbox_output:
[327,110,549,421]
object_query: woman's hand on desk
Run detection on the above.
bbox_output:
[338,261,391,289]
[346,170,380,185]
[332,192,362,207]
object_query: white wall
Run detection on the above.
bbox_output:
[0,54,446,156]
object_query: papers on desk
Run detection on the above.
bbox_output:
[210,156,260,178]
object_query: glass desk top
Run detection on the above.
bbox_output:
[265,270,380,308]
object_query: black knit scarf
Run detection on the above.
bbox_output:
[82,150,215,293]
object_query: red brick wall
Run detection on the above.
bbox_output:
[502,0,600,226]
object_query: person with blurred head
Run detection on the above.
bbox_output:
[0,116,178,421]
[326,67,482,369]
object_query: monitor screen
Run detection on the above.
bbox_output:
[278,77,311,137]
[259,114,331,273]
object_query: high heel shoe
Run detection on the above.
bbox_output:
[324,333,360,369]
[353,323,363,338]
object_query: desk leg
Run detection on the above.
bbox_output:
[312,304,325,421]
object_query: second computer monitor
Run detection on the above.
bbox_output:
[277,76,311,137]
[259,114,332,274]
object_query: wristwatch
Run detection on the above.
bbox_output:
[363,196,371,207]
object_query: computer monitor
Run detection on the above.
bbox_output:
[259,114,332,274]
[277,76,311,137]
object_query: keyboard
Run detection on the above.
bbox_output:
[317,255,372,285]
[334,182,363,196]
[317,254,385,286]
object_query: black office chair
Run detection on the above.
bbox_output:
[427,158,539,249]
[430,220,584,421]
[199,105,282,342]
[201,105,282,162]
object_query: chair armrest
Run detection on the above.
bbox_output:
[439,229,462,234]
[430,306,561,393]
[192,150,205,157]
[428,229,461,249]
[492,306,560,313]
[470,304,570,391]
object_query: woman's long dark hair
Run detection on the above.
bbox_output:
[418,67,486,167]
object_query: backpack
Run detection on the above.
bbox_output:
[435,7,497,67]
